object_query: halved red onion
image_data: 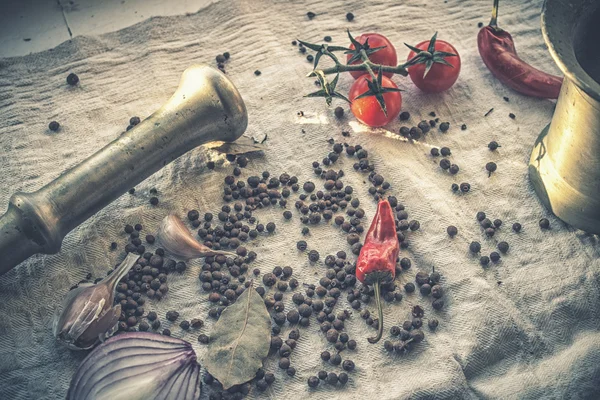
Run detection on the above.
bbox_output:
[67,332,201,400]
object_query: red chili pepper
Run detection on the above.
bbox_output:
[477,0,562,99]
[356,199,399,344]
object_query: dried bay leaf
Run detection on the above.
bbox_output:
[205,287,270,389]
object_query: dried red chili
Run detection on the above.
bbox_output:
[356,199,399,343]
[477,0,562,99]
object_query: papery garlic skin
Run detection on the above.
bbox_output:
[158,214,236,259]
[53,253,139,350]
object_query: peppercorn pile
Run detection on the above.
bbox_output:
[2,1,599,399]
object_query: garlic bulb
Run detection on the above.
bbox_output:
[157,214,236,258]
[53,252,139,350]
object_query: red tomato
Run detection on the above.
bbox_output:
[407,40,461,93]
[347,33,397,79]
[349,74,402,127]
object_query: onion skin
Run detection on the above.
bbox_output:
[67,332,201,400]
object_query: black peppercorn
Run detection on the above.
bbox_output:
[402,320,413,331]
[409,126,422,140]
[440,158,451,170]
[539,218,550,229]
[384,340,394,352]
[497,241,509,253]
[440,147,451,156]
[66,72,79,85]
[512,222,522,232]
[449,164,460,174]
[346,12,354,21]
[460,182,470,192]
[480,256,490,266]
[439,122,450,132]
[399,126,410,137]
[488,141,500,151]
[431,148,440,156]
[166,310,179,321]
[486,162,497,177]
[446,225,458,237]
[330,353,342,365]
[320,351,331,361]
[308,376,319,388]
[180,320,190,330]
[149,197,159,205]
[490,251,501,262]
[279,357,290,369]
[431,285,443,298]
[428,318,439,330]
[404,282,415,293]
[451,183,459,192]
[342,359,355,371]
[303,181,316,192]
[308,250,320,262]
[470,241,481,253]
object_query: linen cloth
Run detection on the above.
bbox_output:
[0,0,599,399]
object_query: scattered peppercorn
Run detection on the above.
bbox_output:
[509,113,516,119]
[346,12,354,21]
[254,70,261,76]
[447,225,458,237]
[512,222,522,232]
[308,376,319,388]
[470,241,481,253]
[399,111,410,121]
[66,72,79,85]
[480,256,490,266]
[490,251,501,262]
[539,218,550,229]
[460,182,471,193]
[166,310,179,321]
[431,148,440,156]
[439,122,450,132]
[150,197,159,205]
[48,121,60,132]
[428,318,439,330]
[486,162,497,177]
[461,124,467,130]
[488,141,500,151]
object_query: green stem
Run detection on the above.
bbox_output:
[368,279,384,344]
[359,49,378,81]
[489,0,499,28]
[308,62,408,78]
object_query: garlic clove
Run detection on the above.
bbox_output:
[53,253,139,350]
[158,214,236,259]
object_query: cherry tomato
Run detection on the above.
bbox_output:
[349,74,402,127]
[407,40,461,93]
[347,33,397,80]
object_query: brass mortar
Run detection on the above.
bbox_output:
[529,0,600,233]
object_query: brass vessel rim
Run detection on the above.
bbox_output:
[542,0,600,102]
